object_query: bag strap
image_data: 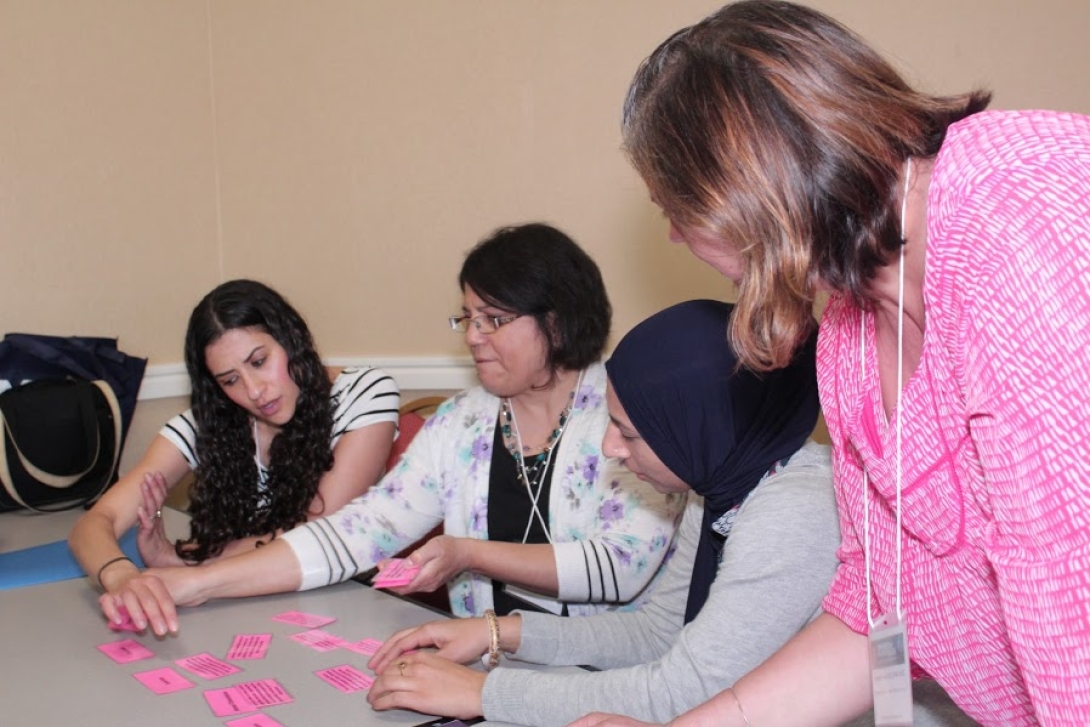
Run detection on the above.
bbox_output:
[0,380,123,512]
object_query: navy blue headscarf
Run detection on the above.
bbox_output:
[605,300,820,623]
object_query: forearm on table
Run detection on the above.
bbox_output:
[191,540,303,601]
[69,510,140,590]
[208,532,283,561]
[465,541,559,596]
[513,606,669,670]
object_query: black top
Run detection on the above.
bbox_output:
[486,420,566,616]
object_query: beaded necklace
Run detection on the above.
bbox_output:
[499,370,584,543]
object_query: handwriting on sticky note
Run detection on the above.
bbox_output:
[175,652,243,680]
[314,664,375,693]
[270,610,336,628]
[225,715,286,727]
[132,667,195,694]
[289,629,346,652]
[342,637,384,656]
[97,638,155,663]
[203,678,293,717]
[227,633,272,660]
[372,558,421,588]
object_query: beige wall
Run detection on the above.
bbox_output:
[3,1,1089,460]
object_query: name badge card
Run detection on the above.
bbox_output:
[869,611,914,727]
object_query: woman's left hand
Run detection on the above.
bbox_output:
[367,652,486,719]
[135,472,185,568]
[384,535,472,595]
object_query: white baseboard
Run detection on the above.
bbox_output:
[137,356,478,401]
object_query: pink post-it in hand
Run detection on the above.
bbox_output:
[270,611,336,628]
[342,637,384,656]
[108,605,142,632]
[175,652,243,680]
[132,667,196,695]
[372,558,421,588]
[227,633,272,660]
[203,678,293,717]
[289,629,346,652]
[97,638,155,663]
[314,664,375,693]
[225,715,287,727]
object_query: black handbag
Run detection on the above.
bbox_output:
[0,333,146,445]
[0,378,123,512]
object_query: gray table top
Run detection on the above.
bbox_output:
[0,576,461,727]
[0,509,569,727]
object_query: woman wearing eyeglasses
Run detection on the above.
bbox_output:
[102,223,684,633]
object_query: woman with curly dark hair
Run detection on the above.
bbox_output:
[71,280,399,622]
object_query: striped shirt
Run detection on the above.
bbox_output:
[160,366,400,479]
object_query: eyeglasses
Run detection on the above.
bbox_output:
[448,314,521,334]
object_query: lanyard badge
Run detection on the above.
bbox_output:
[862,157,917,727]
[869,610,914,726]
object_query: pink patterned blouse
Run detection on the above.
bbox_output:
[819,110,1090,726]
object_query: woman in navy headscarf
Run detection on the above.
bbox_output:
[362,300,842,725]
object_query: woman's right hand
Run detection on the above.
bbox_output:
[98,566,206,636]
[368,617,492,674]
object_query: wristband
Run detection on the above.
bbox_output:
[96,555,134,589]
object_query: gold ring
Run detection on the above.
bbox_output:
[397,661,407,676]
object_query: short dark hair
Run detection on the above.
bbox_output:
[459,223,611,373]
[623,0,989,370]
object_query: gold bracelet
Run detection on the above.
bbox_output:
[728,687,752,727]
[484,608,501,670]
[95,555,134,589]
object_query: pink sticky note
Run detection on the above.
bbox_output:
[97,638,155,663]
[342,637,384,656]
[225,715,286,727]
[289,629,346,652]
[270,611,336,628]
[372,558,421,588]
[132,667,196,695]
[108,605,142,633]
[314,664,375,693]
[227,633,272,660]
[203,679,293,717]
[175,652,243,680]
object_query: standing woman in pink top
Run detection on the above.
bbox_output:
[575,2,1090,726]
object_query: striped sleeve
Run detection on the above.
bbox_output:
[553,540,624,603]
[280,517,362,589]
[553,460,685,605]
[158,409,199,470]
[330,366,400,442]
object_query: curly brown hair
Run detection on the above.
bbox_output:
[622,0,989,371]
[179,280,334,562]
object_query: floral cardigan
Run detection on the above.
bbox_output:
[281,362,685,617]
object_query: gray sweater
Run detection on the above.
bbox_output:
[481,442,839,726]
[480,441,980,727]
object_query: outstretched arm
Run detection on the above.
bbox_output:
[100,538,304,635]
